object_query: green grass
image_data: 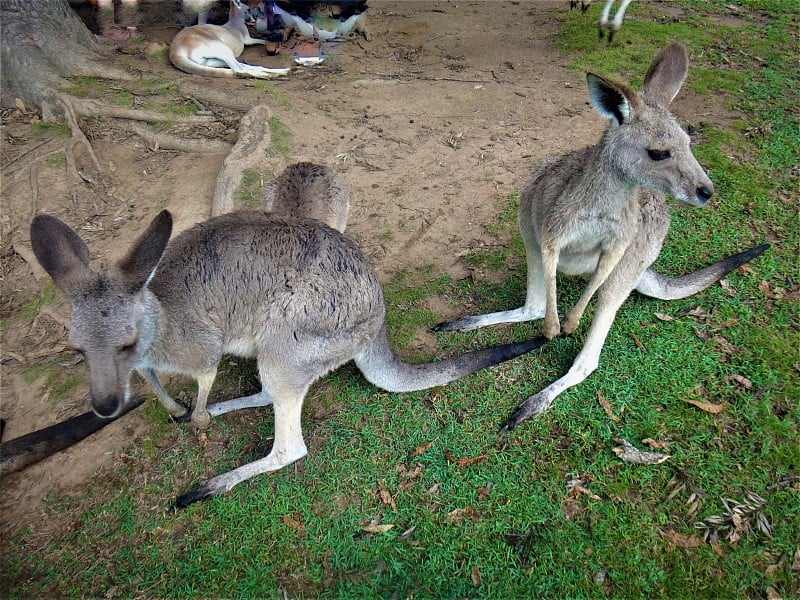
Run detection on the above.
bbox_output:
[2,2,798,598]
[268,116,293,156]
[238,168,275,209]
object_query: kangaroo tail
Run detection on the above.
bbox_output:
[635,244,769,300]
[0,397,144,476]
[354,323,547,393]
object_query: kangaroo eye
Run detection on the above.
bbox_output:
[647,149,671,161]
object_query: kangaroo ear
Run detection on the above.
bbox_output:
[643,41,689,105]
[587,73,637,126]
[30,214,92,296]
[117,210,173,292]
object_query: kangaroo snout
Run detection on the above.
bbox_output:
[91,394,124,420]
[696,184,714,205]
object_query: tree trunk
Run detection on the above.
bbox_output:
[1,0,134,114]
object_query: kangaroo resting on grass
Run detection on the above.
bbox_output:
[170,0,290,79]
[434,41,768,431]
[30,210,546,507]
[143,161,351,425]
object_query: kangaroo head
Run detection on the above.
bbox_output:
[586,41,714,207]
[30,211,173,419]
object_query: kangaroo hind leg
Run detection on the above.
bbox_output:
[432,219,547,333]
[173,368,311,508]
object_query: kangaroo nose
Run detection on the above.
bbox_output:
[92,396,121,419]
[696,185,713,204]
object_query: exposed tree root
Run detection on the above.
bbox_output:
[58,94,102,177]
[212,104,276,217]
[117,121,232,154]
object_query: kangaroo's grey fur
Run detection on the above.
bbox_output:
[434,41,768,431]
[30,210,546,507]
[169,0,290,79]
[142,161,350,427]
[263,162,350,233]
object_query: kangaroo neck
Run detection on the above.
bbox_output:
[135,289,166,369]
[580,137,639,209]
[224,11,247,36]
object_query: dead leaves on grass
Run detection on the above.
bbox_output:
[695,492,772,545]
[612,438,670,465]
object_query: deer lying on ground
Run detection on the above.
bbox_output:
[30,209,546,507]
[170,0,290,79]
[434,41,768,431]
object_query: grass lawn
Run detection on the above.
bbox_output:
[2,1,797,598]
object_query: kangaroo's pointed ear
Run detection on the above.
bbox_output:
[30,214,92,296]
[643,41,689,105]
[587,73,637,126]
[117,210,173,292]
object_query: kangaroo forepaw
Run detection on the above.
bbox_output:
[190,410,212,432]
[542,321,561,340]
[561,315,580,336]
[499,394,553,433]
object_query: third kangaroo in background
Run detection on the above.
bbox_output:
[435,41,768,430]
[263,162,350,234]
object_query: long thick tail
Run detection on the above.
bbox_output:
[354,323,546,393]
[635,244,769,300]
[0,397,144,475]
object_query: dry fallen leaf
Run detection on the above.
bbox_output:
[642,438,670,450]
[629,332,645,350]
[445,506,483,523]
[658,528,703,549]
[729,374,753,389]
[655,313,675,322]
[362,524,394,534]
[471,565,481,587]
[612,438,669,465]
[457,454,489,468]
[411,441,433,457]
[596,390,621,423]
[680,398,728,414]
[378,479,397,512]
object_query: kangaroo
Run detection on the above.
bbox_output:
[434,41,768,431]
[30,210,546,506]
[143,161,351,423]
[169,0,290,79]
[571,0,634,42]
[263,162,350,234]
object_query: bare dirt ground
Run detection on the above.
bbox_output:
[0,0,734,535]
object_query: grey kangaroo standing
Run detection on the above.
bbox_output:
[435,41,767,430]
[30,210,546,507]
[263,162,350,233]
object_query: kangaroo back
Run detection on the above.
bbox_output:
[263,162,350,233]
